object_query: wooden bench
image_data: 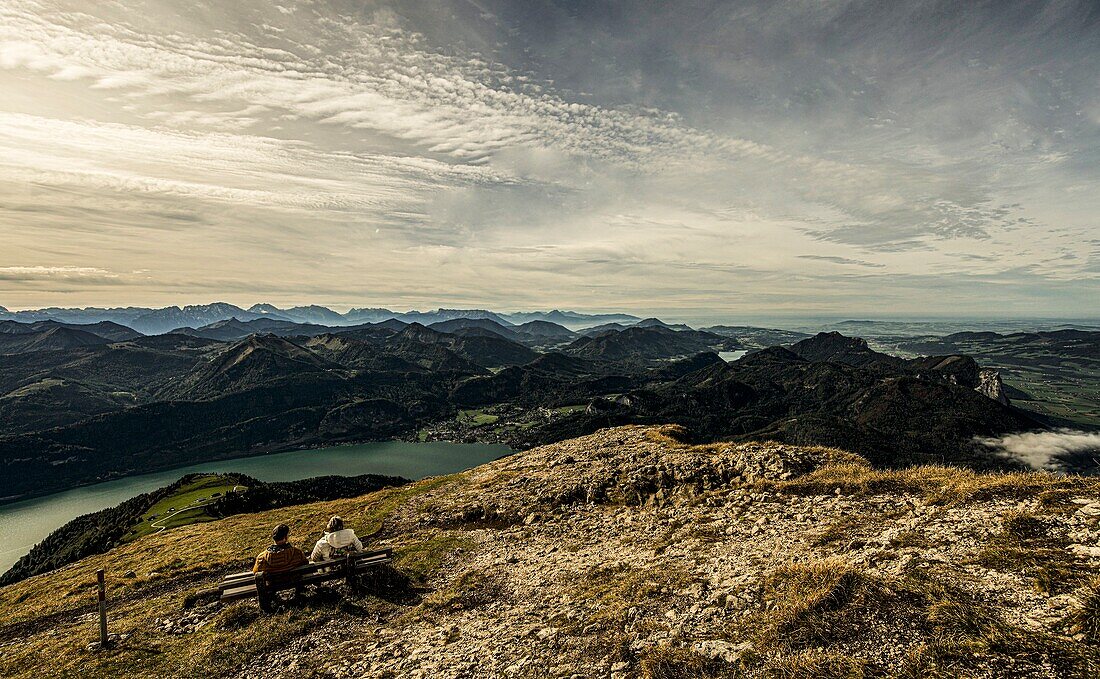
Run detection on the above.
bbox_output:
[217,548,393,612]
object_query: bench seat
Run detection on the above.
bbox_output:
[217,548,393,610]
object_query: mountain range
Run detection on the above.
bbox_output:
[0,303,642,334]
[0,310,1068,501]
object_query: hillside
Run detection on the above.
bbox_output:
[0,472,408,586]
[173,318,333,341]
[565,326,739,362]
[2,426,1098,678]
[0,325,112,354]
[155,335,346,401]
[894,330,1100,428]
[0,326,1062,501]
[499,347,1043,470]
[790,332,1002,401]
[0,320,141,343]
[0,335,218,435]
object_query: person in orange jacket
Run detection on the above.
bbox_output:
[252,523,308,573]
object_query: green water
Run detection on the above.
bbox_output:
[0,440,510,573]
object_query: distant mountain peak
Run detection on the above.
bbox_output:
[791,332,875,359]
[183,302,246,313]
[501,310,643,329]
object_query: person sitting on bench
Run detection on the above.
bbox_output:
[310,516,363,562]
[253,523,308,573]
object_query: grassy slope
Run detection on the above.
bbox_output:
[457,408,499,426]
[125,475,246,542]
[0,476,453,678]
[3,426,1100,678]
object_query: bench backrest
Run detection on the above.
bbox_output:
[261,561,332,587]
[220,548,393,589]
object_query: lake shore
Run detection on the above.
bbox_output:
[0,439,511,574]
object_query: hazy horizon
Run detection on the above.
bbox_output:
[2,1,1097,316]
[3,299,1099,331]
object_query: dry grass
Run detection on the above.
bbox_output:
[1065,577,1100,645]
[733,561,1100,677]
[971,510,1091,594]
[644,425,694,446]
[811,516,871,549]
[761,649,867,678]
[1038,487,1091,514]
[573,563,694,630]
[212,601,261,630]
[393,531,472,584]
[567,562,696,662]
[773,462,1100,506]
[889,529,933,549]
[751,560,877,650]
[0,474,459,678]
[894,568,1098,677]
[640,647,739,679]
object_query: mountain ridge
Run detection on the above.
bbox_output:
[1,425,1098,678]
[0,325,1076,502]
[0,304,646,333]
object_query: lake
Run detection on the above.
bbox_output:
[719,350,749,361]
[0,440,510,574]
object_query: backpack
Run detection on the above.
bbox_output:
[329,544,354,559]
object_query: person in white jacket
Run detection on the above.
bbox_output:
[309,516,363,562]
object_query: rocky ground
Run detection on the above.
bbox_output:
[3,425,1100,678]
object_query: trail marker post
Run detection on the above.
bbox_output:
[96,569,109,648]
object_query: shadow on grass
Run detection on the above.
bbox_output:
[248,564,425,616]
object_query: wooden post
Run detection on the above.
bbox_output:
[96,569,109,648]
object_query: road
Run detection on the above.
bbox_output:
[148,485,243,534]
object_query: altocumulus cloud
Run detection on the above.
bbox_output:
[977,430,1100,471]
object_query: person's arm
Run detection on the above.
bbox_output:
[252,553,265,573]
[352,534,363,552]
[309,540,326,562]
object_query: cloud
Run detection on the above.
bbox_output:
[0,111,514,220]
[797,255,885,269]
[0,266,117,280]
[0,1,1096,314]
[977,429,1100,470]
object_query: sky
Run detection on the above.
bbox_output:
[0,0,1097,321]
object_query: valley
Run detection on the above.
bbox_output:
[1,305,1095,505]
[0,438,509,577]
[888,331,1100,429]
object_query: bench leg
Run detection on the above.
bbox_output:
[255,574,274,613]
[344,555,363,594]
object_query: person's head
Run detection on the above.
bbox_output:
[326,516,344,533]
[272,523,291,545]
